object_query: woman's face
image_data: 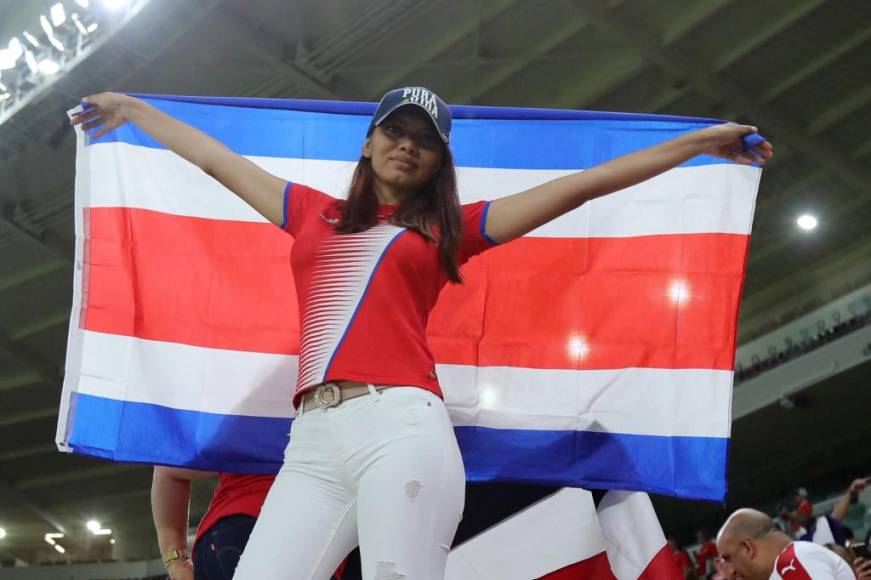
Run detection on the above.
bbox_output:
[364,108,443,202]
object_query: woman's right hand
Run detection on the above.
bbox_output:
[70,92,138,139]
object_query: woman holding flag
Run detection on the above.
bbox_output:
[71,87,771,580]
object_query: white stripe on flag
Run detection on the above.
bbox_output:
[73,331,732,437]
[598,491,669,580]
[445,488,604,580]
[83,142,760,237]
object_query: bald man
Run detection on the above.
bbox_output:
[716,508,855,579]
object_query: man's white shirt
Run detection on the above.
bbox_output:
[770,541,855,579]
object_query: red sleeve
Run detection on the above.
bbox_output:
[280,182,334,237]
[458,200,499,264]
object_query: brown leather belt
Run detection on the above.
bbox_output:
[300,381,384,413]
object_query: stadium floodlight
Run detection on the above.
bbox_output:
[8,38,23,60]
[24,50,39,74]
[48,35,65,52]
[797,214,818,231]
[44,532,64,545]
[72,13,89,35]
[0,38,23,70]
[40,15,54,38]
[39,59,60,75]
[23,31,41,47]
[0,51,17,71]
[50,3,67,27]
[0,0,152,127]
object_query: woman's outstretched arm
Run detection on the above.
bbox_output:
[71,93,287,226]
[483,123,773,244]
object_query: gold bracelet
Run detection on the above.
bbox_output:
[163,548,188,568]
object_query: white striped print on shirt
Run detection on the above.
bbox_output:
[297,224,407,390]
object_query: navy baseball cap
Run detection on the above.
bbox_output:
[369,87,452,143]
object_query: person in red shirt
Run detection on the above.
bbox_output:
[696,530,719,577]
[77,87,771,580]
[151,468,347,580]
[779,487,815,536]
[668,536,692,577]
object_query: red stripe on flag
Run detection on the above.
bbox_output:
[83,207,747,370]
[539,551,616,579]
[638,544,684,580]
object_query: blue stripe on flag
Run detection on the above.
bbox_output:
[87,95,732,170]
[67,393,726,500]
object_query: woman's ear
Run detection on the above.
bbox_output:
[362,137,372,159]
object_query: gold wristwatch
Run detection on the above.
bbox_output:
[163,548,188,568]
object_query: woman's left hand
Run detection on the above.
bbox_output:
[695,123,774,166]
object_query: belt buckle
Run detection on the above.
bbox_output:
[314,383,341,408]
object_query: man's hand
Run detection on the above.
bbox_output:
[848,477,870,497]
[854,557,871,580]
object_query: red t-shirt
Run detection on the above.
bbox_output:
[796,499,813,516]
[674,548,691,573]
[282,183,497,408]
[696,541,718,576]
[194,473,274,550]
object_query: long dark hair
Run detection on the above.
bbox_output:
[336,143,464,283]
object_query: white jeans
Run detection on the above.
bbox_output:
[233,386,466,580]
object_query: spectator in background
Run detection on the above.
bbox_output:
[834,477,871,538]
[779,486,814,537]
[695,530,719,577]
[150,469,350,580]
[668,536,692,578]
[151,468,278,580]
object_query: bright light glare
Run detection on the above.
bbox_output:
[54,544,66,554]
[44,533,63,545]
[102,0,129,9]
[38,59,60,74]
[8,38,23,59]
[797,214,818,231]
[0,528,6,539]
[93,528,112,536]
[23,31,41,47]
[0,93,10,102]
[0,80,7,91]
[478,386,499,409]
[110,538,116,544]
[75,0,90,7]
[87,22,99,33]
[86,520,101,532]
[567,335,589,360]
[50,3,67,26]
[0,51,17,71]
[669,280,690,305]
